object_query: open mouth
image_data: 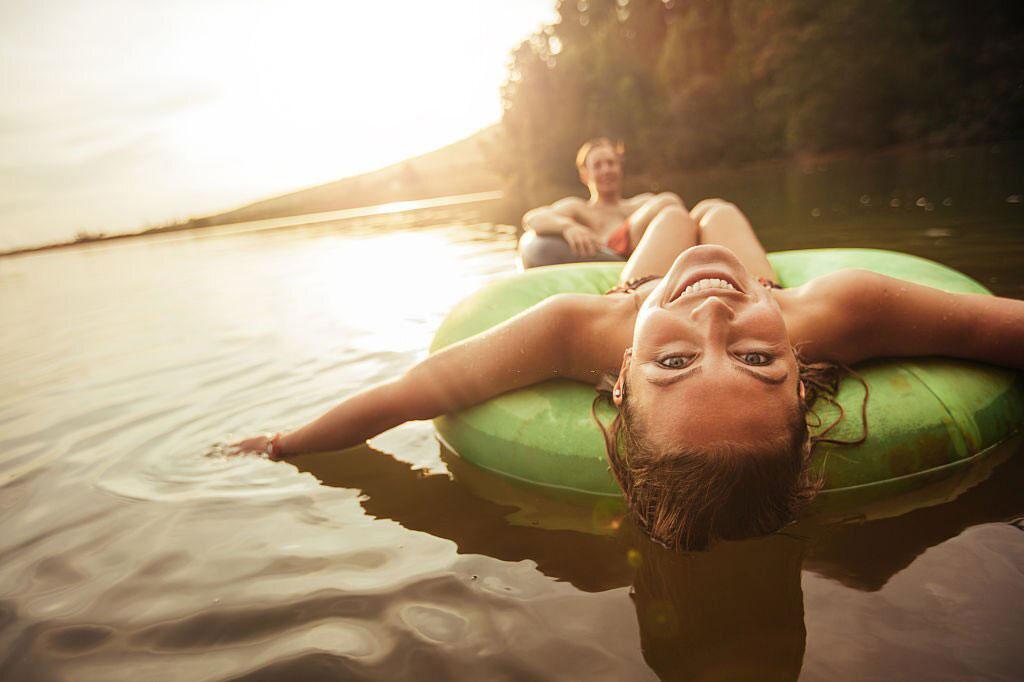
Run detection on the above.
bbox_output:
[668,272,743,303]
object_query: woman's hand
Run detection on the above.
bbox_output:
[229,434,284,460]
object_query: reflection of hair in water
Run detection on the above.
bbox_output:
[593,358,868,551]
[629,532,808,681]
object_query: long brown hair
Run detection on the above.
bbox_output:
[592,357,866,551]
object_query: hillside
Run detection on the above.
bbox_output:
[195,125,503,227]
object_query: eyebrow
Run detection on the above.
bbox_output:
[647,366,702,386]
[646,364,788,387]
[737,366,789,385]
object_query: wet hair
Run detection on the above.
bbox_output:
[592,357,864,551]
[575,137,624,173]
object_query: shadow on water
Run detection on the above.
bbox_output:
[293,446,808,679]
[290,445,635,593]
[292,433,1024,680]
[802,437,1024,592]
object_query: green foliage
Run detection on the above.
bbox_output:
[498,0,1024,203]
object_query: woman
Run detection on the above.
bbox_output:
[233,200,1024,550]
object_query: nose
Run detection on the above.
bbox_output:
[689,296,736,322]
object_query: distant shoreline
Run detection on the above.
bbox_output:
[0,190,504,259]
[7,137,1017,261]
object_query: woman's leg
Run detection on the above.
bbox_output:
[619,204,699,283]
[689,198,731,226]
[624,192,685,248]
[696,202,776,282]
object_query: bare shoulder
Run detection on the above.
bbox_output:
[777,269,881,363]
[550,196,588,216]
[541,291,629,337]
[540,292,634,383]
[793,268,883,301]
[781,267,1024,367]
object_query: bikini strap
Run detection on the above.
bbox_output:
[605,275,662,295]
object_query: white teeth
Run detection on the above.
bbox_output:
[683,278,736,294]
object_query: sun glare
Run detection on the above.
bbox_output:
[1,0,555,247]
[282,229,491,354]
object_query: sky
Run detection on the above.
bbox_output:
[0,0,557,249]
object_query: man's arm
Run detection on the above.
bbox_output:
[238,294,596,458]
[796,269,1024,368]
[522,197,588,235]
[522,197,601,257]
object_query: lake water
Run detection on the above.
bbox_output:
[2,146,1023,680]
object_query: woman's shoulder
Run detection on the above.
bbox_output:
[531,291,630,327]
[540,292,634,380]
[545,290,636,329]
[776,269,881,362]
[780,268,881,304]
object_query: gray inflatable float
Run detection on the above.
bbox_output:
[517,230,625,269]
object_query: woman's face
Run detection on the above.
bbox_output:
[616,245,801,450]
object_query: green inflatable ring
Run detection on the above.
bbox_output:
[430,249,1023,506]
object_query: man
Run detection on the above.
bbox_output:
[519,138,685,268]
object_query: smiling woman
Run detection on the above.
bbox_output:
[233,200,1024,551]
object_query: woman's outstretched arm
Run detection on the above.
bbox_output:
[233,294,597,458]
[798,269,1024,368]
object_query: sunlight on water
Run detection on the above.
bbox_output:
[309,231,488,351]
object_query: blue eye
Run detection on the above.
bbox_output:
[658,356,692,369]
[739,352,772,366]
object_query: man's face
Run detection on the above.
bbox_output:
[581,145,623,195]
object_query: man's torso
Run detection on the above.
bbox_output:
[573,195,650,241]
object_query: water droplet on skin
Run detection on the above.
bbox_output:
[916,197,928,207]
[890,198,901,208]
[811,208,822,218]
[1006,194,1022,204]
[942,197,953,207]
[859,195,871,205]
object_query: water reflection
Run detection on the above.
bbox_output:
[295,445,810,678]
[630,536,806,682]
[291,445,635,592]
[294,434,1024,679]
[803,440,1024,591]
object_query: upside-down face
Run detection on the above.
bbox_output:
[615,245,803,450]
